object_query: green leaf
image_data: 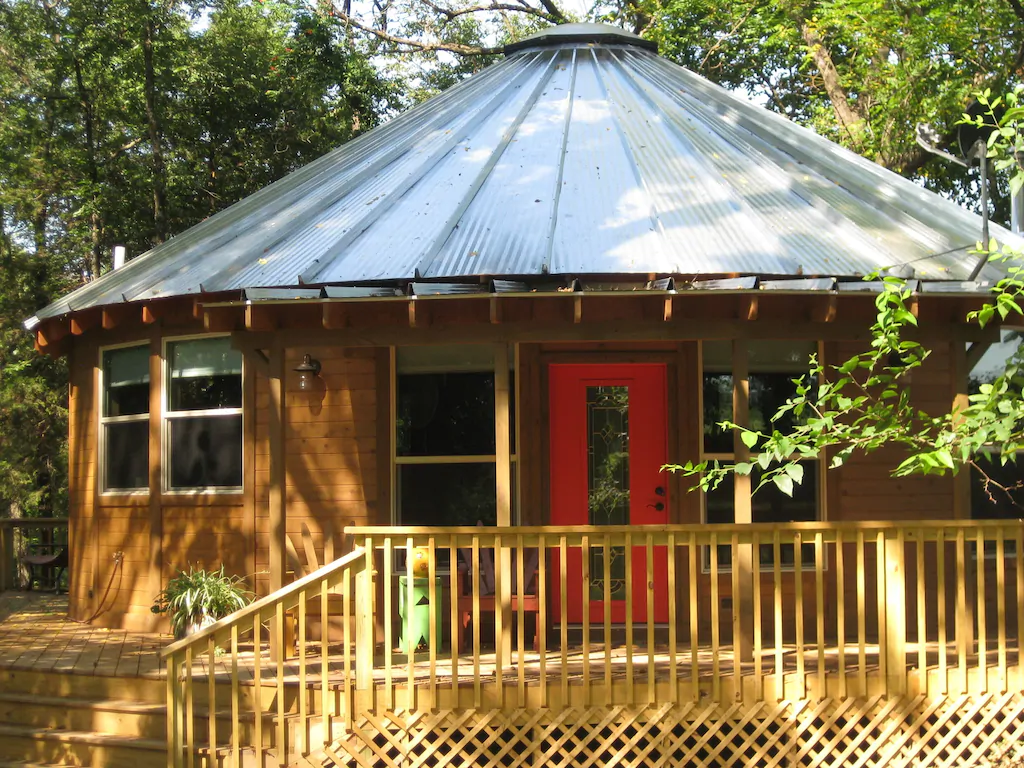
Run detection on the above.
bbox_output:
[740,430,759,448]
[773,474,794,497]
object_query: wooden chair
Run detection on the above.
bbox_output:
[456,545,541,653]
[21,547,68,593]
[283,521,352,656]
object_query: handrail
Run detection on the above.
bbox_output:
[164,545,371,768]
[0,517,68,592]
[161,546,366,658]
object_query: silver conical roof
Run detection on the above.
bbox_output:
[29,23,1016,325]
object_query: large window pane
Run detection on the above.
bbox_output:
[168,338,243,411]
[703,372,808,454]
[168,415,243,489]
[398,463,497,526]
[103,346,150,417]
[398,373,516,456]
[104,421,149,490]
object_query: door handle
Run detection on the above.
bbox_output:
[647,502,665,511]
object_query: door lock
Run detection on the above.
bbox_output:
[654,486,665,496]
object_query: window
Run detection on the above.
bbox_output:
[100,345,150,492]
[165,337,243,491]
[702,340,819,568]
[395,345,515,529]
[969,330,1024,554]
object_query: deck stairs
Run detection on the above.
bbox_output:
[0,667,329,767]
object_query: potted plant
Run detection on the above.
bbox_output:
[152,565,252,639]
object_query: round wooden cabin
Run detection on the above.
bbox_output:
[27,23,1021,632]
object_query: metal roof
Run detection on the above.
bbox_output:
[27,22,1021,327]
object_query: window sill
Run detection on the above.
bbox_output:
[160,491,245,507]
[97,493,150,508]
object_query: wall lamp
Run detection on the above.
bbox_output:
[294,354,322,391]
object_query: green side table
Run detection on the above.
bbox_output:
[398,576,443,655]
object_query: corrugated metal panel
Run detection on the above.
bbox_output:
[761,278,836,292]
[28,22,1022,326]
[244,288,323,300]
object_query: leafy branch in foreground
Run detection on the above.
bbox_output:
[666,263,1024,504]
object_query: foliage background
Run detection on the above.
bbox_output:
[3,0,1024,520]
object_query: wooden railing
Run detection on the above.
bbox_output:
[163,520,1024,766]
[0,517,68,591]
[161,546,370,768]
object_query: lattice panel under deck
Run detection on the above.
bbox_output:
[318,695,1024,768]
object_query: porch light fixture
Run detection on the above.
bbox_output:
[294,354,321,391]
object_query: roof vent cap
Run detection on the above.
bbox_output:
[504,22,657,56]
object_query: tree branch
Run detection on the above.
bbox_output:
[333,9,503,54]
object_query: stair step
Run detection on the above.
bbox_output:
[0,723,165,768]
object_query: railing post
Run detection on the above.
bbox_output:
[0,522,11,592]
[355,565,375,694]
[884,533,907,696]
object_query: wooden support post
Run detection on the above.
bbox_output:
[495,343,513,669]
[732,339,754,664]
[147,334,163,623]
[355,566,375,693]
[883,535,907,696]
[268,345,287,660]
[951,341,976,651]
[0,523,11,592]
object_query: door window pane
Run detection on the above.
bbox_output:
[587,385,629,600]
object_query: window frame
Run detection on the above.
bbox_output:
[161,333,244,495]
[697,339,827,572]
[98,340,152,496]
[390,346,519,530]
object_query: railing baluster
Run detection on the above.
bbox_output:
[689,531,699,701]
[875,531,887,698]
[794,532,805,700]
[976,527,988,693]
[208,636,217,761]
[856,530,866,694]
[937,528,947,695]
[276,603,286,767]
[836,530,846,700]
[320,580,329,744]
[560,535,568,705]
[753,531,762,702]
[384,536,394,712]
[167,655,183,768]
[710,531,720,704]
[429,535,438,704]
[252,614,263,764]
[815,532,825,697]
[516,532,525,707]
[539,534,548,708]
[625,531,634,706]
[231,624,240,768]
[668,532,678,704]
[603,533,612,706]
[773,531,783,700]
[494,532,504,709]
[957,526,968,692]
[646,533,655,705]
[186,644,194,768]
[406,535,415,712]
[298,589,307,756]
[582,534,591,707]
[450,539,460,706]
[342,566,352,728]
[997,530,1007,693]
[731,532,741,691]
[472,534,481,709]
[916,529,927,696]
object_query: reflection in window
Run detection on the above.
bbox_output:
[165,337,243,490]
[970,330,1024,528]
[587,386,629,600]
[702,341,819,569]
[101,345,150,491]
[394,347,516,532]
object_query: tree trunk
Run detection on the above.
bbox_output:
[142,6,168,243]
[72,57,103,279]
[800,23,867,146]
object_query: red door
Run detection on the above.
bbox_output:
[549,364,669,624]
